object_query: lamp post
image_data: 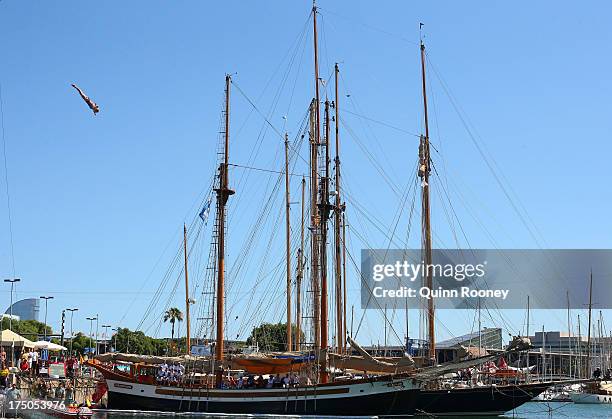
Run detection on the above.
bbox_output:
[4,278,21,365]
[102,325,111,354]
[3,278,20,332]
[39,296,54,341]
[86,316,97,355]
[66,308,78,355]
[95,314,99,355]
[111,327,118,352]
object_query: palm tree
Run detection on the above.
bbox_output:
[163,307,183,352]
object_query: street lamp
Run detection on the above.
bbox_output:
[3,278,20,332]
[111,327,118,352]
[102,325,111,354]
[95,314,99,355]
[4,278,21,365]
[66,308,78,355]
[39,296,54,341]
[86,316,97,355]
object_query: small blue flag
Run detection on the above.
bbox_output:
[199,197,212,224]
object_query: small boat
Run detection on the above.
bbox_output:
[532,383,576,402]
[42,404,94,419]
[570,381,612,404]
[10,398,94,419]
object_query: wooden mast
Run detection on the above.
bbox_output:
[319,98,331,383]
[418,40,435,363]
[295,177,306,351]
[333,63,344,352]
[311,0,322,351]
[342,211,347,354]
[284,133,292,351]
[214,74,234,386]
[183,224,191,353]
[309,99,321,350]
[586,269,593,377]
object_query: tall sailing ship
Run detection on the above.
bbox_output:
[91,4,423,416]
[90,3,573,416]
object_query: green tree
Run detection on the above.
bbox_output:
[111,328,168,356]
[246,323,304,352]
[1,318,52,339]
[163,307,183,350]
[68,332,92,355]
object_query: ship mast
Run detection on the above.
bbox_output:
[295,177,306,351]
[586,270,593,377]
[318,98,331,383]
[333,63,344,352]
[342,211,347,354]
[284,133,292,351]
[215,74,234,386]
[311,1,322,351]
[418,40,435,364]
[183,224,191,353]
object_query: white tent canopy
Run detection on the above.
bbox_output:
[34,340,67,351]
[0,329,36,348]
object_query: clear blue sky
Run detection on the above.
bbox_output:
[1,1,611,346]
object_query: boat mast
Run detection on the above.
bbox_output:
[342,211,347,354]
[577,314,582,378]
[184,223,191,353]
[319,98,331,383]
[567,290,572,377]
[309,99,321,350]
[311,0,322,351]
[284,133,292,351]
[333,63,344,353]
[214,74,234,386]
[586,270,593,378]
[295,177,306,351]
[526,295,530,376]
[418,39,435,363]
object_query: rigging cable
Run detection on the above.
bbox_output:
[0,82,16,277]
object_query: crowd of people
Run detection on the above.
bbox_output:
[0,346,79,405]
[222,373,308,389]
[30,378,75,401]
[17,348,41,375]
[156,362,186,384]
[151,361,312,390]
[0,346,82,390]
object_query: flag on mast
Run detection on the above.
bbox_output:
[199,197,212,224]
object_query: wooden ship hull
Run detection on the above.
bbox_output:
[95,365,420,416]
[416,382,554,416]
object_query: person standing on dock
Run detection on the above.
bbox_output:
[65,382,74,404]
[29,349,40,376]
[19,356,28,373]
[0,361,8,387]
[66,355,76,378]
